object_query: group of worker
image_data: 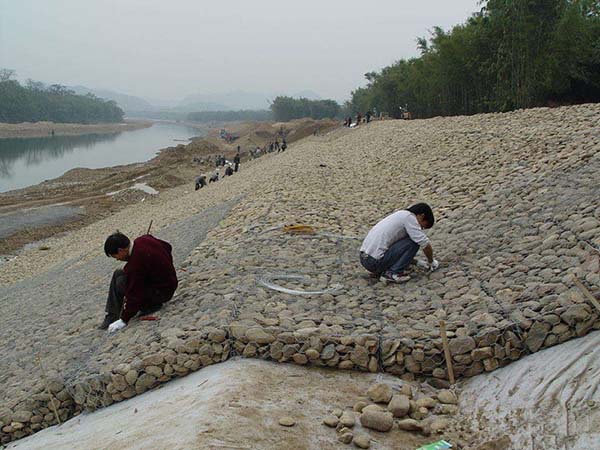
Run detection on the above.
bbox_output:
[344,110,374,127]
[194,150,241,190]
[100,202,438,333]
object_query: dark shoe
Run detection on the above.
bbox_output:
[139,303,163,316]
[379,271,411,284]
[99,315,117,330]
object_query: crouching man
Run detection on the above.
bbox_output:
[359,203,439,283]
[100,232,178,332]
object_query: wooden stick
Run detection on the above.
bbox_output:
[439,320,456,385]
[36,354,62,425]
[572,275,600,314]
[146,220,153,235]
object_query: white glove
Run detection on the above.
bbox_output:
[416,259,430,269]
[430,259,440,272]
[108,319,126,333]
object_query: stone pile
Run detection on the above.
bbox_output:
[322,381,464,448]
[1,104,599,444]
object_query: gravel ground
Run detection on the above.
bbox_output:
[1,103,599,445]
[0,198,239,404]
[0,205,85,239]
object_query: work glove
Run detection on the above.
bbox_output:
[430,259,440,272]
[416,259,430,270]
[108,319,126,333]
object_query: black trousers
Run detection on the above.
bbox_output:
[104,269,172,319]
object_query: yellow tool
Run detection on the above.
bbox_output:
[283,224,315,234]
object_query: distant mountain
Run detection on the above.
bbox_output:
[66,86,325,115]
[170,100,231,113]
[69,86,154,113]
[178,90,272,111]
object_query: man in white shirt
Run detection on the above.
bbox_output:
[360,203,439,283]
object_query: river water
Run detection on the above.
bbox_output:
[0,122,203,193]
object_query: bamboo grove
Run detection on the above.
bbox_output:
[346,0,600,118]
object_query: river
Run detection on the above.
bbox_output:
[0,122,204,193]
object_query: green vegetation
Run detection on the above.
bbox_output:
[187,109,272,122]
[0,70,124,124]
[346,0,600,118]
[270,96,341,121]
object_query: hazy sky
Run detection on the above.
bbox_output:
[1,0,481,103]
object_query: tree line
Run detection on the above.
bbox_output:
[346,0,600,118]
[270,96,341,121]
[0,70,124,124]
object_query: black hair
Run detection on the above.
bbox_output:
[407,203,435,228]
[104,232,130,256]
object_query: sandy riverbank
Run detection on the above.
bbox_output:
[0,119,153,139]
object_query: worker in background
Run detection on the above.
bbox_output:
[359,203,439,283]
[195,175,207,190]
[100,232,178,332]
[234,150,241,172]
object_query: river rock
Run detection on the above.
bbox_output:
[526,321,550,352]
[338,431,353,444]
[388,394,410,417]
[449,336,476,355]
[353,432,371,449]
[339,411,355,427]
[367,383,393,403]
[323,415,339,427]
[561,304,590,325]
[437,390,458,405]
[278,416,295,427]
[353,401,368,412]
[245,328,276,344]
[359,409,393,432]
[397,418,422,431]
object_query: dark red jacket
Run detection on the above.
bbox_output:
[121,235,178,322]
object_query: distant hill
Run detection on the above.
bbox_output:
[177,90,323,112]
[66,86,325,116]
[69,86,154,113]
[178,91,271,111]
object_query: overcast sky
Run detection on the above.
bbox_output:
[1,0,481,103]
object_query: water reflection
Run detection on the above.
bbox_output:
[0,133,120,177]
[0,123,201,193]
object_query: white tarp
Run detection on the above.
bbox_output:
[460,330,600,449]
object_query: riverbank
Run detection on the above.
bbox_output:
[0,118,335,255]
[0,119,153,139]
[1,105,598,447]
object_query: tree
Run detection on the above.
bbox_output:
[348,0,600,118]
[0,69,15,82]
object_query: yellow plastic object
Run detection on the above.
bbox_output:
[282,224,315,234]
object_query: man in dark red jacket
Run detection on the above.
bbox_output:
[100,232,178,332]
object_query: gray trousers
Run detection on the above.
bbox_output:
[105,269,127,319]
[360,237,420,275]
[104,269,173,320]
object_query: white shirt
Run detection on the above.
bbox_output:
[360,210,430,259]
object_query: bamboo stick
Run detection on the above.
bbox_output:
[572,275,600,314]
[440,320,456,385]
[36,354,62,425]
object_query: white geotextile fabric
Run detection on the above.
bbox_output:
[460,330,600,449]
